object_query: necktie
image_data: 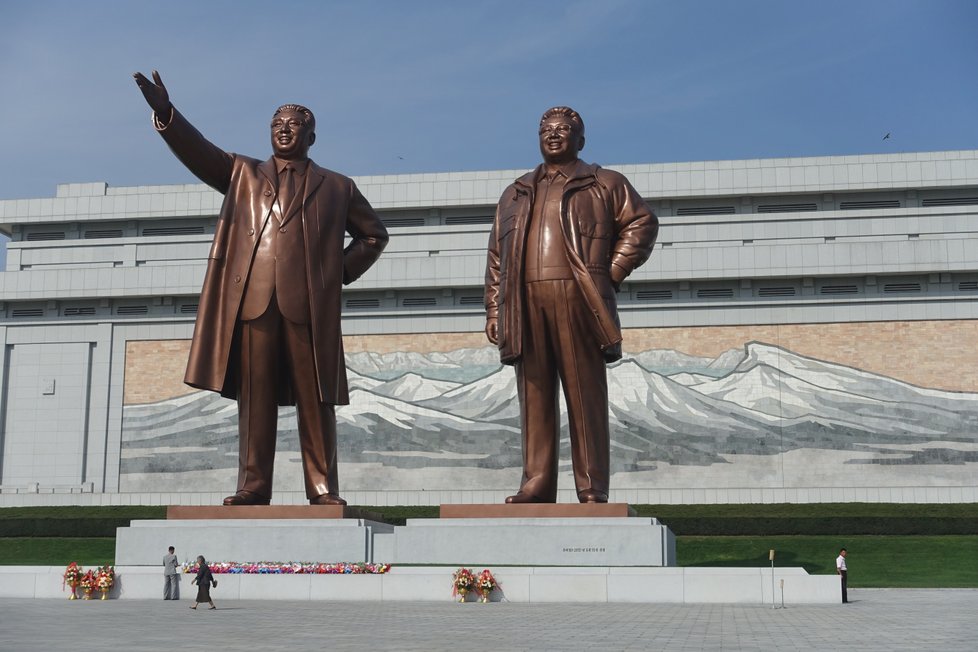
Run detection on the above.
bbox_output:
[278,165,297,221]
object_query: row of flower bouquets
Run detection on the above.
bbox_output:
[62,562,115,600]
[452,568,500,603]
[181,561,391,575]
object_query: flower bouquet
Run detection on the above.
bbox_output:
[63,562,82,600]
[475,569,500,603]
[181,561,392,574]
[94,565,115,600]
[451,567,475,602]
[79,569,96,599]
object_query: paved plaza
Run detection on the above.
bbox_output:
[1,589,975,651]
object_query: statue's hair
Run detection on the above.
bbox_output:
[540,106,584,135]
[273,104,316,129]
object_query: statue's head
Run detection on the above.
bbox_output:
[271,104,316,160]
[538,106,585,165]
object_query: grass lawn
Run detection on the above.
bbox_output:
[0,538,115,566]
[678,535,978,588]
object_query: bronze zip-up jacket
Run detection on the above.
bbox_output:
[485,160,658,365]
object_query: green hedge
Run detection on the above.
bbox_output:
[631,503,978,535]
[0,506,165,538]
[3,503,978,536]
[359,505,438,526]
[648,516,978,536]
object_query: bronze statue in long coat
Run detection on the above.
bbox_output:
[134,71,388,506]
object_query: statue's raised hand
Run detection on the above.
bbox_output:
[133,70,171,117]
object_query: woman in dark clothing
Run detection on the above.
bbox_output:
[190,555,217,610]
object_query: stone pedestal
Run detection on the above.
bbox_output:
[382,515,675,566]
[439,503,637,518]
[116,502,674,568]
[115,516,392,566]
[166,505,383,520]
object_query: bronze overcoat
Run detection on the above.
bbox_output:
[485,160,658,365]
[155,108,388,406]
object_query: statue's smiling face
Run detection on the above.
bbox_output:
[538,116,584,165]
[270,109,315,160]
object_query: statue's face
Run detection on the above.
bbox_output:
[270,109,315,160]
[538,115,584,165]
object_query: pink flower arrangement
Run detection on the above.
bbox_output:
[94,565,115,591]
[475,569,500,603]
[79,569,96,597]
[63,561,82,592]
[451,567,475,601]
[181,561,392,574]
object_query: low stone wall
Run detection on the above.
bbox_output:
[0,566,840,604]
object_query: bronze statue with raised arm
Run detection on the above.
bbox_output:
[133,71,388,506]
[485,107,658,504]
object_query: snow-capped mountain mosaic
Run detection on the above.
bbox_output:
[120,342,978,492]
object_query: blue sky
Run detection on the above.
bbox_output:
[0,0,975,201]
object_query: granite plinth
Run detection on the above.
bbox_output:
[115,518,393,566]
[120,505,674,568]
[439,503,637,518]
[383,517,676,567]
[166,505,385,521]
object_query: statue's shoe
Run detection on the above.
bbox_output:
[504,492,547,504]
[577,489,609,504]
[310,493,347,506]
[222,491,271,506]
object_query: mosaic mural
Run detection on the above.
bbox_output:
[120,339,978,493]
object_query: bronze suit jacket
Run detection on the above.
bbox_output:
[155,108,389,405]
[485,160,658,365]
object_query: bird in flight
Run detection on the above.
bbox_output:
[882,133,891,140]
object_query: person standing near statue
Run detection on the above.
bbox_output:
[133,71,388,507]
[837,547,849,603]
[485,107,658,504]
[163,545,179,600]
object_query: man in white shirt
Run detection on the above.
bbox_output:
[836,547,848,603]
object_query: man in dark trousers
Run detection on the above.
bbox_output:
[485,107,658,504]
[837,547,849,603]
[134,71,388,507]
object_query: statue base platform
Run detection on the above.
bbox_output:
[115,514,392,566]
[439,502,636,518]
[165,505,384,521]
[382,504,674,567]
[116,502,673,568]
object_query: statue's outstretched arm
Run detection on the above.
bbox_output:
[132,70,233,194]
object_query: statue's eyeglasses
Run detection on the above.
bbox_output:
[539,124,574,136]
[271,118,306,129]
